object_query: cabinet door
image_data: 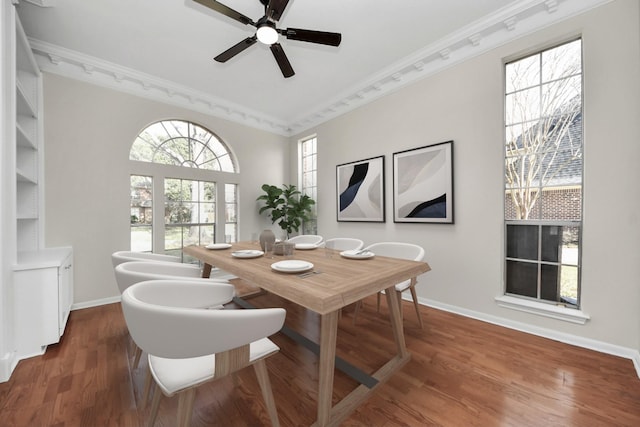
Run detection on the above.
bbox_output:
[58,254,73,335]
[14,268,59,356]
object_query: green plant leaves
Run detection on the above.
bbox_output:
[256,184,315,238]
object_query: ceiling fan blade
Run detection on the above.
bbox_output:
[193,0,255,26]
[266,0,290,21]
[270,43,295,78]
[214,36,257,62]
[282,28,342,47]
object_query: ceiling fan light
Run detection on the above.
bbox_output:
[257,24,278,45]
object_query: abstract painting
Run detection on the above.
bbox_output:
[393,141,454,223]
[336,156,385,222]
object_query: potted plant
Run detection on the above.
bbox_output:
[257,184,315,244]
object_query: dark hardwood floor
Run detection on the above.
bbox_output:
[1,293,639,426]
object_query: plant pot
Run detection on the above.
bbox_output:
[259,229,276,251]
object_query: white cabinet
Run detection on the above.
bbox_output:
[14,248,74,358]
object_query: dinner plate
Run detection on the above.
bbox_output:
[295,243,319,250]
[205,243,232,250]
[340,250,375,260]
[271,260,314,273]
[231,250,264,259]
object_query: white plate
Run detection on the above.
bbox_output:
[231,250,264,259]
[295,243,319,250]
[271,260,314,273]
[340,250,375,260]
[206,243,232,250]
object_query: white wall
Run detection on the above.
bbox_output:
[292,0,640,351]
[42,74,290,304]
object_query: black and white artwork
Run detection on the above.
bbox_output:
[393,141,454,223]
[336,156,385,222]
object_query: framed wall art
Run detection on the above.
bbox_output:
[336,155,385,222]
[393,141,454,223]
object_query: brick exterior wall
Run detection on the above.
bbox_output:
[505,187,581,221]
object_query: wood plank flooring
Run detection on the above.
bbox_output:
[1,293,639,426]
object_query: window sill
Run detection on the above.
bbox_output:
[495,295,590,324]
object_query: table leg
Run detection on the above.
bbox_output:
[385,286,409,358]
[317,310,339,426]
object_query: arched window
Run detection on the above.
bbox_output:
[129,120,238,259]
[130,120,236,171]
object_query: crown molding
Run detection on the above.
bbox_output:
[286,0,611,134]
[27,0,610,137]
[28,40,293,136]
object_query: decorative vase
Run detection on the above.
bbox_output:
[259,229,276,251]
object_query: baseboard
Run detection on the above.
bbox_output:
[402,294,640,379]
[71,295,120,311]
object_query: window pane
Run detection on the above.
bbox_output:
[560,265,579,304]
[561,226,580,266]
[541,225,562,262]
[540,264,559,301]
[131,226,152,252]
[506,224,538,260]
[506,261,537,297]
[506,87,540,125]
[200,202,215,223]
[164,226,182,250]
[183,225,199,247]
[541,76,581,116]
[202,182,216,202]
[541,40,581,82]
[130,175,152,251]
[506,54,540,93]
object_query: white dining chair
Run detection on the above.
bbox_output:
[121,279,285,427]
[114,260,233,370]
[353,242,426,328]
[323,237,364,251]
[286,234,324,247]
[111,250,181,268]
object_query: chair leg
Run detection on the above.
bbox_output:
[253,359,281,427]
[141,364,153,409]
[133,345,143,369]
[148,384,163,427]
[177,388,197,427]
[352,300,362,325]
[376,292,381,312]
[409,285,424,329]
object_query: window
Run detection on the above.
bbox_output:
[224,183,238,243]
[164,178,215,257]
[129,120,237,260]
[130,175,153,252]
[299,136,318,234]
[504,39,583,308]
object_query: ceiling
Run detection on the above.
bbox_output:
[16,0,606,135]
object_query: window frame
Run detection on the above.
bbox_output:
[298,135,318,235]
[502,38,584,311]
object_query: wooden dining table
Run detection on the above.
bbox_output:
[183,241,431,427]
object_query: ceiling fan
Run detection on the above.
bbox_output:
[194,0,342,78]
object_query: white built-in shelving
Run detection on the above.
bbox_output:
[14,13,42,252]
